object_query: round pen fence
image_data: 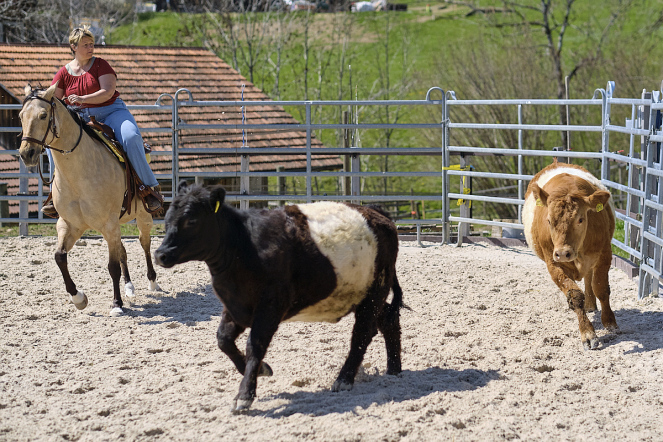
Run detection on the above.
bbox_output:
[1,83,661,299]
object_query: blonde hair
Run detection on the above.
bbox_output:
[69,26,95,54]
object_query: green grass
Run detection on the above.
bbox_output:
[612,219,630,260]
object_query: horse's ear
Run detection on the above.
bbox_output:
[177,180,189,193]
[24,84,32,97]
[42,83,58,101]
[209,186,226,212]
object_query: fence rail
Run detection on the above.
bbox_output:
[1,82,661,299]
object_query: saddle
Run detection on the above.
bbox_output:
[86,117,163,217]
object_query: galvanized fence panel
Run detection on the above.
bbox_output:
[1,83,661,299]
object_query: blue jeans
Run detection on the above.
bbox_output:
[81,99,158,188]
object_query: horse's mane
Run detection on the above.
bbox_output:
[24,85,100,141]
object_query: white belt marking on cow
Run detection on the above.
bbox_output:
[286,202,378,322]
[523,166,614,248]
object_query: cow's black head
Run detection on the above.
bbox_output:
[154,181,227,268]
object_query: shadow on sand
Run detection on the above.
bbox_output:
[256,366,500,418]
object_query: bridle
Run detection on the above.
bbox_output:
[21,94,83,156]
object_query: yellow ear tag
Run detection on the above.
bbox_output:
[536,198,543,207]
[596,203,603,213]
[214,201,220,213]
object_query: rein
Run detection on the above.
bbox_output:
[21,95,84,156]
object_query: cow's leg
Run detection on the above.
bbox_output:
[233,305,281,413]
[217,309,273,377]
[55,219,88,310]
[137,209,159,291]
[333,297,379,392]
[546,262,598,350]
[583,271,598,312]
[377,279,402,375]
[592,261,618,332]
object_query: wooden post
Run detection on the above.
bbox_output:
[277,166,285,206]
[0,182,8,227]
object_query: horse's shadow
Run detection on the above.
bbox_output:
[256,367,500,418]
[598,308,663,354]
[127,283,221,325]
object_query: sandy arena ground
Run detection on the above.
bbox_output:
[1,236,662,441]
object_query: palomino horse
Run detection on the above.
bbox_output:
[18,83,159,316]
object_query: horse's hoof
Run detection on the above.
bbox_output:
[331,380,354,392]
[109,307,124,317]
[71,291,88,310]
[125,282,136,299]
[149,280,160,292]
[583,337,600,350]
[231,399,253,414]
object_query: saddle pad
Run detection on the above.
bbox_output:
[89,127,151,164]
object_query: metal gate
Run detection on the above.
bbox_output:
[1,83,661,298]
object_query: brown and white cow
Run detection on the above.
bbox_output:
[154,182,403,412]
[523,160,619,350]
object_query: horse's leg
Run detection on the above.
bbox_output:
[136,208,159,291]
[118,242,136,301]
[54,219,88,310]
[101,223,126,317]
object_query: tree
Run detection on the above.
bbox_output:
[442,0,637,149]
[1,0,136,44]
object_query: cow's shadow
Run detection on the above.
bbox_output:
[597,308,663,354]
[256,367,500,418]
[127,283,222,325]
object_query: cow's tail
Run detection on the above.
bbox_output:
[385,274,407,324]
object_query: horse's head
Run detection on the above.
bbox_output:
[18,83,59,167]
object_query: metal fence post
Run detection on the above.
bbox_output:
[19,161,28,236]
[517,104,524,224]
[306,102,312,203]
[172,94,180,196]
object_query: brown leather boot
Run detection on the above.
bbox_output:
[41,193,58,218]
[139,184,164,214]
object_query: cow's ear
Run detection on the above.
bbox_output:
[587,190,610,212]
[177,180,189,193]
[532,184,548,207]
[209,186,226,212]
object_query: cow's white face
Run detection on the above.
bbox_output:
[533,183,611,263]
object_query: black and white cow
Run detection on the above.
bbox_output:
[154,182,404,413]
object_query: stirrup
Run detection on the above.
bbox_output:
[41,193,59,218]
[138,184,164,214]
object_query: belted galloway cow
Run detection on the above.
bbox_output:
[154,182,404,412]
[523,160,619,350]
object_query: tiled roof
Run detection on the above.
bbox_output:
[0,43,341,215]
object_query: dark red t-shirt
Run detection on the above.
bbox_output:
[51,57,120,108]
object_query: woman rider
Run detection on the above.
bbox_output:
[42,26,162,216]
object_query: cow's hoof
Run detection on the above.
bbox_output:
[231,398,253,414]
[109,307,124,317]
[259,362,273,377]
[149,280,160,291]
[331,380,354,392]
[71,291,88,310]
[125,282,136,299]
[583,337,600,350]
